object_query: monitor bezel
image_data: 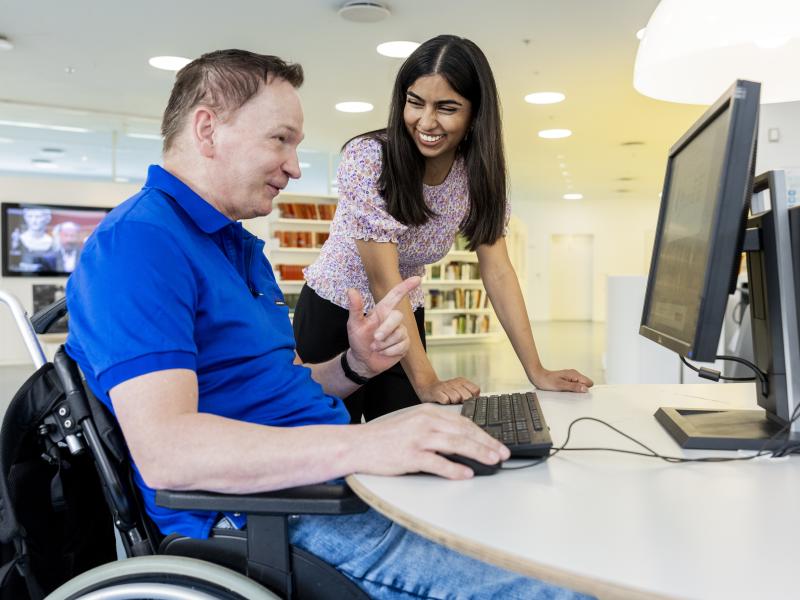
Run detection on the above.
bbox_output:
[639,80,760,361]
[1,201,111,278]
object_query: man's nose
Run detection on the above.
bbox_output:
[284,152,301,179]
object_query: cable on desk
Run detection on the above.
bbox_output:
[500,401,800,470]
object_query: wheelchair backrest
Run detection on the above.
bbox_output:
[0,293,159,599]
[0,362,117,599]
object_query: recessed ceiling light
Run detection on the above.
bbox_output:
[561,171,570,176]
[563,193,583,200]
[0,119,90,133]
[148,56,192,71]
[299,162,311,169]
[64,66,76,75]
[377,41,420,58]
[636,28,647,40]
[81,155,89,161]
[335,101,374,113]
[524,92,566,105]
[0,35,13,51]
[127,133,163,140]
[338,1,391,23]
[538,129,572,139]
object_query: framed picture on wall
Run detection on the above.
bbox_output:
[1,202,110,277]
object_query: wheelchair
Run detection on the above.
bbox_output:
[0,290,370,600]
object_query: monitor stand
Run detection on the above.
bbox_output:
[655,407,789,450]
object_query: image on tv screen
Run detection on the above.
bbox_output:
[2,203,110,277]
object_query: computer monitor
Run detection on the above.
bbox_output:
[1,202,110,277]
[640,80,800,450]
[641,80,759,361]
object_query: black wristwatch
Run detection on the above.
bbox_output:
[341,351,371,385]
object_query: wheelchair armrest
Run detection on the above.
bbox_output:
[155,483,368,516]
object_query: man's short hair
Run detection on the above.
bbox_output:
[161,49,304,152]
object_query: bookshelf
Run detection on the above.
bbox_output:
[422,236,501,345]
[244,203,526,347]
[243,192,338,314]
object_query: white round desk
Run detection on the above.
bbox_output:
[347,384,799,600]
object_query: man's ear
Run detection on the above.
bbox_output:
[192,107,217,158]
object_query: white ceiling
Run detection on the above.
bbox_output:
[0,0,710,203]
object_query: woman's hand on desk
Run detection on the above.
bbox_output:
[531,367,593,393]
[355,404,509,479]
[415,377,480,405]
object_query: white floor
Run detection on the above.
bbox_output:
[428,320,606,392]
[0,321,606,413]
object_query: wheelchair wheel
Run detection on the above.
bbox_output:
[46,555,279,600]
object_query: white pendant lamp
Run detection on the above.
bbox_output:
[634,0,800,104]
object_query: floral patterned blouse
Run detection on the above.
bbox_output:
[304,137,503,313]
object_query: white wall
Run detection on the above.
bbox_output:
[512,194,661,322]
[756,101,800,173]
[511,100,800,324]
[0,175,140,365]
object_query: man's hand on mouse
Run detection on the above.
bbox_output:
[353,404,510,479]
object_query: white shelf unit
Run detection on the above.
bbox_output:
[423,248,498,345]
[242,193,338,311]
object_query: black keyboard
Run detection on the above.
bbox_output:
[460,392,553,458]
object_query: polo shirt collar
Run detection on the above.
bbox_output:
[144,164,233,234]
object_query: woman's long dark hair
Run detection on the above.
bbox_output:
[352,35,507,251]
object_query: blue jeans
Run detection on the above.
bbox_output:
[288,508,593,600]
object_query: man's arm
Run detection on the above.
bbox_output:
[110,369,510,493]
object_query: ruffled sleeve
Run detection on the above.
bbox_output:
[336,137,408,243]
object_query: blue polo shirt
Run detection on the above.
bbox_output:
[66,165,349,538]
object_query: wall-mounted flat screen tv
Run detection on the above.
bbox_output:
[2,202,111,277]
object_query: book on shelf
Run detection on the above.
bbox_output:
[447,314,491,335]
[425,288,486,310]
[273,230,330,249]
[274,230,312,248]
[316,204,336,220]
[275,264,308,280]
[437,261,479,281]
[278,202,337,220]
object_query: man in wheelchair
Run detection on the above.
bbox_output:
[59,49,588,599]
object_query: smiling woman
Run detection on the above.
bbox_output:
[294,34,594,425]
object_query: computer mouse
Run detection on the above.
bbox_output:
[440,453,501,476]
